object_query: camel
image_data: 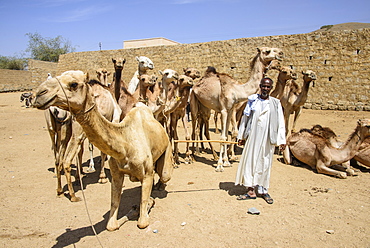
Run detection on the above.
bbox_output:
[168,75,194,164]
[270,66,298,99]
[191,47,284,171]
[310,124,370,168]
[96,68,111,87]
[44,106,80,200]
[127,56,154,94]
[137,74,157,103]
[33,70,173,231]
[20,92,34,108]
[109,58,126,103]
[283,119,370,178]
[280,70,317,135]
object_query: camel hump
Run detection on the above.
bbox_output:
[205,66,218,76]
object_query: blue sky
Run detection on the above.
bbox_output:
[1,0,369,57]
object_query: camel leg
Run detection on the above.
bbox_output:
[106,158,125,231]
[203,113,218,161]
[181,113,192,164]
[216,109,232,171]
[291,108,302,133]
[316,160,347,179]
[284,111,290,137]
[87,142,96,172]
[331,162,356,176]
[99,152,109,184]
[56,121,72,197]
[283,146,292,165]
[138,172,155,229]
[155,143,174,190]
[190,92,199,160]
[214,111,220,134]
[227,109,238,161]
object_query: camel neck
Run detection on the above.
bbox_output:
[114,68,122,102]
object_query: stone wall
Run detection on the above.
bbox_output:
[0,59,58,92]
[57,28,370,111]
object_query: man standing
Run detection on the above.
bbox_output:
[235,78,286,204]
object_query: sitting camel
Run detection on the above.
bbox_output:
[280,70,317,135]
[283,119,370,178]
[310,124,370,168]
[127,56,154,94]
[33,70,173,231]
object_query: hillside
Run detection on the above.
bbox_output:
[312,22,370,32]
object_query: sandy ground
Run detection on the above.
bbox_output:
[0,91,369,248]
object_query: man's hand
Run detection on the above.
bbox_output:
[238,139,245,146]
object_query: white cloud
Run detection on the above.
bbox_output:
[49,5,112,23]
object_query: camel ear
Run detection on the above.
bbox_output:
[112,58,115,63]
[159,70,163,75]
[107,71,111,76]
[123,58,126,64]
[136,56,140,62]
[183,68,187,73]
[257,47,261,53]
[137,75,141,80]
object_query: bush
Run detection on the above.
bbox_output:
[0,56,27,70]
[320,25,334,31]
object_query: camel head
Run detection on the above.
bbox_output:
[278,66,298,81]
[159,69,179,81]
[138,74,157,88]
[257,47,284,63]
[302,70,317,87]
[96,68,111,87]
[178,75,194,89]
[183,67,201,80]
[33,70,90,113]
[268,60,282,71]
[136,56,154,70]
[356,119,370,140]
[112,58,126,70]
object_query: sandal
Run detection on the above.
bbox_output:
[261,193,274,204]
[237,194,257,200]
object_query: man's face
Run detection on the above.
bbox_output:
[260,80,273,98]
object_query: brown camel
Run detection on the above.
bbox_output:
[280,70,317,135]
[270,66,298,99]
[191,47,284,171]
[33,70,173,231]
[168,75,194,164]
[283,119,370,178]
[109,58,126,103]
[137,74,157,103]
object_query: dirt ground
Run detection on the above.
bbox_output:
[1,91,369,248]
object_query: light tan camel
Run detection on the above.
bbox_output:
[128,56,154,94]
[137,74,157,103]
[33,70,173,231]
[96,68,111,87]
[168,75,194,164]
[44,106,81,201]
[191,47,284,171]
[283,119,370,178]
[270,66,298,99]
[280,70,317,135]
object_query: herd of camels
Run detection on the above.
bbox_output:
[30,46,370,231]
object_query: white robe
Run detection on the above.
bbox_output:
[235,96,285,190]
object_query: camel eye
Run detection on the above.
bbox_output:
[70,82,78,89]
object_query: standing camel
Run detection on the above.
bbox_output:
[33,70,173,231]
[191,47,284,171]
[280,70,317,135]
[270,66,298,99]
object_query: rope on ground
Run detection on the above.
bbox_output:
[173,140,237,144]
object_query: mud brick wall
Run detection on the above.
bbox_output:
[28,59,58,87]
[57,29,370,111]
[0,69,31,92]
[0,60,57,92]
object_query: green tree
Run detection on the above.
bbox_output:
[25,32,76,62]
[0,55,27,70]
